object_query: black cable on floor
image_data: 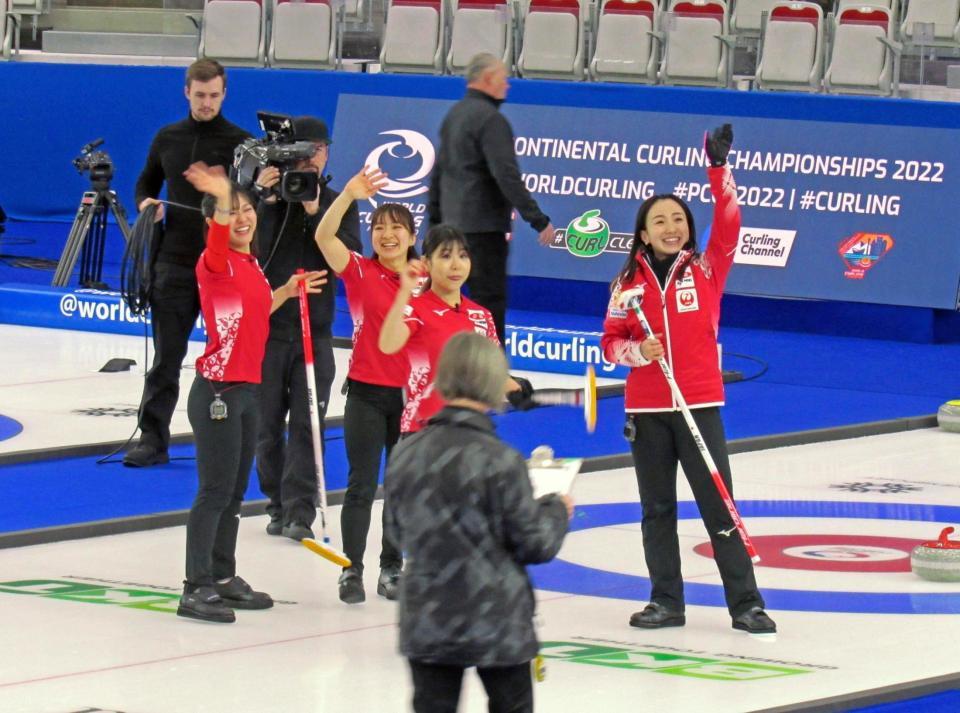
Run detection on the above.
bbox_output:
[724,352,769,382]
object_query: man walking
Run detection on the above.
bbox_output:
[427,53,554,345]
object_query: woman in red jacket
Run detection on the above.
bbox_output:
[178,162,324,624]
[601,126,776,635]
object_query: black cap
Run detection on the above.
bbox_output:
[292,116,331,144]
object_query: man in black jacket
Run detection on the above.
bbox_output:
[427,53,555,345]
[254,116,362,540]
[125,60,251,467]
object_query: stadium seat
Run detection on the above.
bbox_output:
[899,0,960,45]
[659,0,733,87]
[589,0,660,83]
[268,0,337,69]
[3,0,45,59]
[199,0,266,66]
[380,0,445,74]
[755,2,824,91]
[447,0,514,75]
[825,5,901,96]
[730,0,781,39]
[517,0,585,80]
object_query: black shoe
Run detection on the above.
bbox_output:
[177,586,235,623]
[338,567,365,604]
[732,607,777,634]
[282,522,315,541]
[629,602,686,629]
[265,513,283,536]
[214,576,273,610]
[377,565,401,600]
[123,443,169,468]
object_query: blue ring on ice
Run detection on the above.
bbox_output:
[0,414,23,443]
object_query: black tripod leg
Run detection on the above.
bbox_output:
[52,193,96,287]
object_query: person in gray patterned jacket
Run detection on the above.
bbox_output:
[385,332,572,713]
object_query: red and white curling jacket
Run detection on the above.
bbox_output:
[601,165,740,412]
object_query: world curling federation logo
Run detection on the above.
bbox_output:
[363,130,435,207]
[553,209,633,257]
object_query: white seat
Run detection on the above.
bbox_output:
[518,0,585,80]
[730,0,781,37]
[899,0,960,44]
[3,0,44,58]
[755,2,824,91]
[447,0,513,75]
[199,0,266,66]
[589,0,660,83]
[825,5,899,95]
[660,0,732,86]
[380,0,445,74]
[268,0,336,69]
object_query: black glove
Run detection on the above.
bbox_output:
[704,123,734,167]
[507,376,536,411]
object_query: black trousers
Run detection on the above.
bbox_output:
[139,261,201,451]
[185,375,259,587]
[408,660,532,713]
[464,231,509,345]
[628,407,764,617]
[256,335,335,527]
[341,379,404,572]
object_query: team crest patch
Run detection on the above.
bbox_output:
[676,288,699,312]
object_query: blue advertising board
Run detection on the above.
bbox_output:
[329,93,960,310]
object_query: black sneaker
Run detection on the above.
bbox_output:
[282,522,315,541]
[123,443,169,468]
[177,586,235,623]
[338,567,365,604]
[629,602,686,629]
[265,513,283,536]
[732,607,777,634]
[214,576,273,610]
[377,565,401,600]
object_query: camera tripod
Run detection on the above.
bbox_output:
[52,183,132,288]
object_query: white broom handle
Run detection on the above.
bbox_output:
[628,297,760,563]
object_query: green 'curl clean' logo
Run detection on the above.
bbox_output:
[565,210,610,258]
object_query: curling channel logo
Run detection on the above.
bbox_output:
[362,130,435,207]
[551,209,633,257]
[838,232,894,280]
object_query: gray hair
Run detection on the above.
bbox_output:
[435,332,508,410]
[465,53,502,84]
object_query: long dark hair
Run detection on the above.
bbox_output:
[421,223,470,292]
[370,202,418,261]
[612,193,697,289]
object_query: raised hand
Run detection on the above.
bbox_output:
[704,124,734,168]
[399,258,427,294]
[183,162,231,200]
[345,166,389,201]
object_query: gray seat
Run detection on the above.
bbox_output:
[380,0,445,74]
[447,0,514,75]
[199,0,266,66]
[3,0,44,59]
[590,0,660,83]
[517,0,585,80]
[268,0,337,69]
[659,0,733,87]
[899,0,960,44]
[755,2,824,91]
[825,5,900,95]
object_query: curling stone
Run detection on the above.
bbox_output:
[937,400,960,433]
[911,527,960,582]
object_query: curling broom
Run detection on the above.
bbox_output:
[618,286,760,563]
[296,271,352,568]
[527,366,598,433]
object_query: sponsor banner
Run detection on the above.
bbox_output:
[504,325,627,378]
[329,94,960,309]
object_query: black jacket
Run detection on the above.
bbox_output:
[428,89,549,234]
[135,113,251,266]
[385,406,569,667]
[256,186,361,341]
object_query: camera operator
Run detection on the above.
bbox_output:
[125,59,251,468]
[254,116,362,541]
